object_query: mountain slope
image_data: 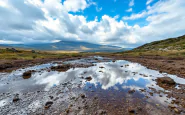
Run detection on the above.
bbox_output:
[134,35,185,51]
[0,41,125,52]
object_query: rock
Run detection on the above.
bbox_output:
[128,107,136,113]
[22,71,32,79]
[168,104,175,108]
[174,108,181,114]
[128,89,135,94]
[156,77,176,89]
[80,94,86,99]
[95,58,99,60]
[139,89,146,92]
[45,101,53,109]
[97,110,107,115]
[13,94,20,102]
[51,64,71,72]
[99,66,105,69]
[85,76,92,81]
[49,96,54,99]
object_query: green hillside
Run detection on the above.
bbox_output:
[134,35,185,51]
[121,35,185,58]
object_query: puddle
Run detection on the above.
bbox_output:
[0,57,185,114]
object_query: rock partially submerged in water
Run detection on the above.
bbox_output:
[85,76,92,81]
[13,94,20,102]
[45,101,53,109]
[22,70,33,79]
[51,64,71,72]
[156,77,176,89]
[128,89,135,94]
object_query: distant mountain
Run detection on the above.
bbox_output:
[134,35,185,51]
[0,41,127,52]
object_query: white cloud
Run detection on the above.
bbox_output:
[129,0,134,7]
[146,0,153,5]
[0,0,185,48]
[126,8,132,12]
[123,11,147,20]
[63,0,88,12]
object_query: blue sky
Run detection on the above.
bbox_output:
[0,0,185,48]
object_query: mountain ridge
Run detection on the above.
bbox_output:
[0,41,126,52]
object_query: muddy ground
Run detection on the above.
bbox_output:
[110,56,185,79]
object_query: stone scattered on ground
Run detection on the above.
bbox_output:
[51,64,71,72]
[156,77,176,89]
[85,76,92,81]
[22,70,33,79]
[45,101,53,109]
[13,94,20,102]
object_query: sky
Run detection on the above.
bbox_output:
[0,0,185,48]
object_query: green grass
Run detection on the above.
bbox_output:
[119,49,185,58]
[0,48,113,60]
[0,48,85,60]
[135,35,185,51]
[117,35,185,58]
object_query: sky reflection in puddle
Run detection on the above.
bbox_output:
[1,57,185,114]
[0,58,185,107]
[0,59,185,93]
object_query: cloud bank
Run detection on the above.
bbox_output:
[0,0,185,48]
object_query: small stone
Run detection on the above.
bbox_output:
[168,104,175,109]
[13,94,20,102]
[85,76,92,81]
[97,110,107,115]
[128,89,135,94]
[22,71,32,79]
[128,107,135,113]
[81,94,86,99]
[99,66,105,69]
[49,96,54,99]
[174,108,181,114]
[45,101,53,109]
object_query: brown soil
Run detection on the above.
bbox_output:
[111,56,185,79]
[0,56,84,72]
